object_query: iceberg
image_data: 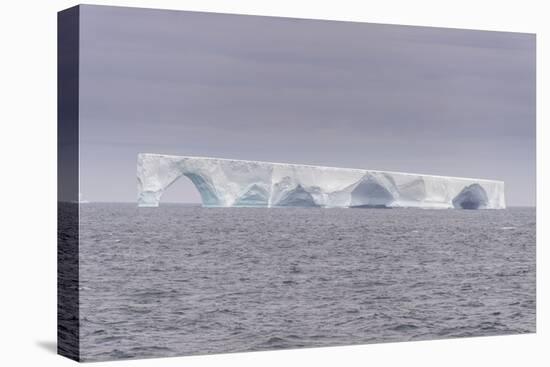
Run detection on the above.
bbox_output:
[137,154,505,209]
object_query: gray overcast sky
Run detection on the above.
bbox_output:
[78,5,535,205]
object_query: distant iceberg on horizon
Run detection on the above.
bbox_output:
[137,154,505,209]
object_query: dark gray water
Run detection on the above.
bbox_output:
[78,204,535,361]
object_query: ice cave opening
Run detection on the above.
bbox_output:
[350,175,395,208]
[452,184,489,210]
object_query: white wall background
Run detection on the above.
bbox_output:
[0,1,546,366]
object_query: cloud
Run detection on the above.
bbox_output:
[77,5,535,205]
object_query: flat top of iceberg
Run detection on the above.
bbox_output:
[139,153,504,184]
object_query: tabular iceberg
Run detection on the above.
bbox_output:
[137,154,505,209]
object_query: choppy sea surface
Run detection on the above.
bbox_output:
[77,204,535,361]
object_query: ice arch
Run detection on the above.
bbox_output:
[157,170,202,204]
[137,171,220,207]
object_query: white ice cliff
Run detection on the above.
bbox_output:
[137,154,506,209]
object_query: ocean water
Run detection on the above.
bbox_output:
[77,204,535,361]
